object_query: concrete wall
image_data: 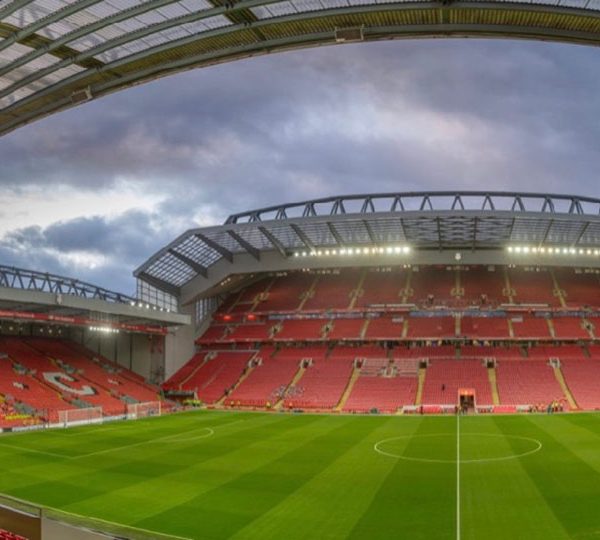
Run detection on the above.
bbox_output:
[164,304,196,380]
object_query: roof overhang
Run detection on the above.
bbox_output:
[136,191,600,304]
[3,0,600,136]
[0,265,190,332]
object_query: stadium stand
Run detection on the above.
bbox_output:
[409,267,455,306]
[163,265,600,414]
[0,337,161,426]
[421,359,493,406]
[406,317,456,339]
[0,530,28,540]
[560,358,600,410]
[226,349,299,407]
[495,360,566,407]
[355,269,407,307]
[284,350,353,410]
[508,268,560,306]
[555,269,600,308]
[460,266,507,306]
[302,270,360,310]
[175,350,256,404]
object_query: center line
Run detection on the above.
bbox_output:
[456,413,461,540]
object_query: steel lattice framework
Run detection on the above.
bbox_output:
[135,191,600,297]
[0,264,136,303]
[3,0,600,136]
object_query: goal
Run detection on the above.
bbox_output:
[127,401,162,420]
[58,407,103,427]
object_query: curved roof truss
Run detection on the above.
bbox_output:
[3,0,600,135]
[135,191,600,297]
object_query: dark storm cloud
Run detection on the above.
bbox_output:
[0,211,176,293]
[0,38,599,291]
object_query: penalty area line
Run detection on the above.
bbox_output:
[456,414,460,540]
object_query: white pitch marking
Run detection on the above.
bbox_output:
[71,417,246,459]
[373,433,543,464]
[0,442,66,459]
[456,415,461,540]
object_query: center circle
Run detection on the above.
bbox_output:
[374,433,542,464]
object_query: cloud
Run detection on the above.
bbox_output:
[0,38,599,292]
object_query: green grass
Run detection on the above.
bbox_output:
[1,411,600,539]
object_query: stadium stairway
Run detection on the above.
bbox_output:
[216,357,258,406]
[488,366,500,406]
[552,365,578,410]
[348,269,367,310]
[415,365,426,406]
[334,364,361,411]
[274,363,307,409]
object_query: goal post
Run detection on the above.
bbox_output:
[126,401,162,420]
[58,407,103,428]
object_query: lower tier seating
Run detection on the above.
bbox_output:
[0,337,162,427]
[343,375,417,413]
[496,360,566,407]
[560,358,600,410]
[284,356,353,410]
[421,359,493,406]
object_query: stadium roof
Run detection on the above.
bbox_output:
[3,0,600,136]
[135,191,600,301]
[0,264,190,330]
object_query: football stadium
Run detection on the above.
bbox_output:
[2,0,600,539]
[0,191,599,539]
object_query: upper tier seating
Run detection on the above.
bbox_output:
[508,268,560,306]
[196,325,228,343]
[224,322,274,342]
[560,358,600,410]
[365,316,405,339]
[460,267,507,306]
[421,359,493,405]
[234,277,272,304]
[302,270,360,310]
[460,317,509,339]
[406,317,455,339]
[527,345,586,360]
[496,360,565,406]
[510,316,551,339]
[356,269,407,307]
[275,319,327,341]
[555,269,600,309]
[255,273,314,312]
[460,345,522,359]
[327,319,364,340]
[552,317,590,339]
[408,267,455,306]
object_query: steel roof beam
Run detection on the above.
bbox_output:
[363,220,378,244]
[226,230,261,260]
[327,221,345,246]
[168,249,208,278]
[195,233,234,263]
[290,223,315,251]
[572,221,590,247]
[540,218,554,246]
[258,226,287,258]
[137,272,181,297]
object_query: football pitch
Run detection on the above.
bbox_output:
[1,410,600,540]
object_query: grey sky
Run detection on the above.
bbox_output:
[0,38,598,294]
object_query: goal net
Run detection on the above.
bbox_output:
[126,401,162,420]
[58,407,103,427]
